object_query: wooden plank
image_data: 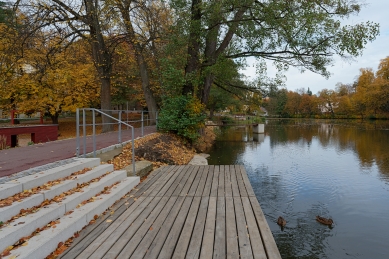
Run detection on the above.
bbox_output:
[195,166,209,197]
[202,165,215,197]
[75,196,151,258]
[234,197,253,259]
[241,197,267,259]
[230,165,240,197]
[130,197,185,259]
[171,166,192,197]
[218,165,225,197]
[213,197,226,258]
[135,166,171,196]
[172,196,202,258]
[151,196,194,258]
[179,166,200,196]
[60,195,137,259]
[187,166,205,196]
[210,165,220,197]
[100,196,164,259]
[225,197,239,259]
[116,196,173,258]
[144,196,193,259]
[249,196,282,259]
[238,165,256,197]
[160,165,187,197]
[224,165,233,197]
[235,165,248,197]
[199,196,217,259]
[185,196,209,259]
[148,165,181,196]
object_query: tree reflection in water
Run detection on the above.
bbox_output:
[208,119,389,259]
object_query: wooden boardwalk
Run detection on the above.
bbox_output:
[60,165,281,259]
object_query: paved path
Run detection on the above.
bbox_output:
[0,126,157,178]
[60,165,282,259]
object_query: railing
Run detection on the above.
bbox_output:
[76,108,158,174]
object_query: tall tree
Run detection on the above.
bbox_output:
[171,0,379,106]
[19,0,117,131]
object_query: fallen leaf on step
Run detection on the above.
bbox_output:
[106,219,112,223]
[22,242,28,246]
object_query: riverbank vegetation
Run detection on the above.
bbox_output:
[264,56,389,120]
[0,1,380,142]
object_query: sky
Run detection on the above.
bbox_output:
[241,0,389,95]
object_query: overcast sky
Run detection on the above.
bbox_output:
[241,0,389,95]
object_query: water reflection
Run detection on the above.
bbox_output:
[208,119,389,259]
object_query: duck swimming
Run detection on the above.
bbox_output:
[316,216,333,226]
[277,216,286,227]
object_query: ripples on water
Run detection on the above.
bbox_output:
[208,119,389,259]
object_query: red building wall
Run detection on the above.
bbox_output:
[0,125,58,147]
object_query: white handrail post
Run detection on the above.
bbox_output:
[92,109,96,158]
[118,110,122,143]
[132,127,135,174]
[141,111,144,137]
[83,109,86,157]
[76,108,79,157]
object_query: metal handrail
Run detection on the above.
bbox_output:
[76,108,136,174]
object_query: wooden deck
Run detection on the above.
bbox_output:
[59,165,281,259]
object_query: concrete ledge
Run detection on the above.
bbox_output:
[0,203,65,253]
[188,154,209,165]
[64,170,127,213]
[74,164,114,185]
[16,158,101,191]
[3,177,140,259]
[0,164,114,223]
[0,194,44,223]
[0,171,125,253]
[124,161,153,178]
[0,182,23,200]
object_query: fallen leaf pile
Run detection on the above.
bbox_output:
[0,168,91,208]
[109,133,196,170]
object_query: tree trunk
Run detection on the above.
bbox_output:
[50,114,59,124]
[182,0,202,96]
[100,77,113,132]
[136,51,158,124]
[118,3,158,124]
[85,0,113,133]
[201,73,215,104]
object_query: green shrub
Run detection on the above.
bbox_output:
[158,95,206,142]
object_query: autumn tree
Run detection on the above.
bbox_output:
[2,33,99,124]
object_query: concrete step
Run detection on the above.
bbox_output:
[2,176,140,259]
[0,170,128,253]
[0,164,114,223]
[0,158,101,200]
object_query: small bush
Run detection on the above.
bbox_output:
[158,95,206,142]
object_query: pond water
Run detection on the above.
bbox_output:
[207,119,389,259]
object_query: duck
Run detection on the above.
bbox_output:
[277,216,286,227]
[316,215,333,226]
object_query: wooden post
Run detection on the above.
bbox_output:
[11,110,16,125]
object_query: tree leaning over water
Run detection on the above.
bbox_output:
[173,0,379,105]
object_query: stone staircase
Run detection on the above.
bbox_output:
[0,158,139,259]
